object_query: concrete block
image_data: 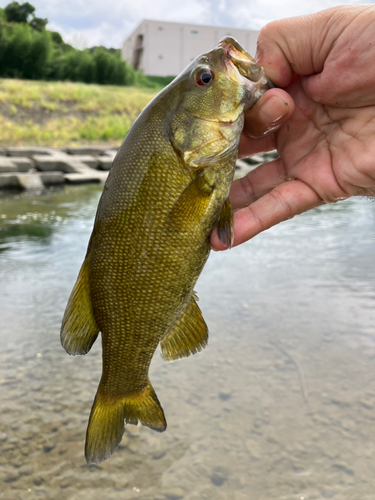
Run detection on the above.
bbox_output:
[0,174,21,189]
[235,159,255,175]
[6,147,54,158]
[33,155,99,172]
[33,155,64,171]
[0,147,111,189]
[65,146,112,156]
[0,157,33,173]
[64,168,108,184]
[67,155,99,169]
[8,157,34,172]
[236,159,250,169]
[0,158,18,173]
[97,156,113,171]
[40,172,65,186]
[33,156,77,173]
[64,173,102,184]
[245,155,264,165]
[264,150,279,160]
[62,162,98,174]
[94,171,109,183]
[18,174,44,191]
[103,149,117,158]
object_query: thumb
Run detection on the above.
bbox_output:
[254,6,359,87]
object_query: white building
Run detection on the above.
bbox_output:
[122,20,259,77]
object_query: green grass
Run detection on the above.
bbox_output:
[0,78,160,147]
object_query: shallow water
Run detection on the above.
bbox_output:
[1,185,375,500]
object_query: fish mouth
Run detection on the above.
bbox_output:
[218,36,274,89]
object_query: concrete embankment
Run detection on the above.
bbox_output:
[0,146,278,192]
[0,146,115,191]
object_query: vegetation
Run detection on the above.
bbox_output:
[0,2,175,87]
[4,1,47,31]
[0,78,159,146]
[0,3,175,146]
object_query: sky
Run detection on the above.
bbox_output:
[0,0,374,49]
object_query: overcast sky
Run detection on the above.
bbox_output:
[0,0,374,48]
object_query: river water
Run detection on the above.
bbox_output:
[1,185,375,500]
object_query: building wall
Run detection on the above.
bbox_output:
[122,20,259,77]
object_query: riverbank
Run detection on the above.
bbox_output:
[0,146,278,192]
[0,79,158,147]
[0,146,114,191]
[0,78,279,192]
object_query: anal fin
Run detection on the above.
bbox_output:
[216,198,234,248]
[160,293,208,362]
[61,257,99,355]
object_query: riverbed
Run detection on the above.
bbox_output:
[1,185,375,500]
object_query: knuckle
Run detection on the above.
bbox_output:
[247,204,266,233]
[269,188,293,219]
[239,173,256,203]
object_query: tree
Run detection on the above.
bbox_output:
[29,15,47,32]
[4,1,47,31]
[0,23,52,79]
[5,1,35,23]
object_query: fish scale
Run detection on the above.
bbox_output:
[61,36,272,464]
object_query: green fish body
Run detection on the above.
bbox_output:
[61,37,271,464]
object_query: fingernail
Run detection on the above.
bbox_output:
[259,96,289,124]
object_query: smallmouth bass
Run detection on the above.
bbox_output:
[61,37,271,464]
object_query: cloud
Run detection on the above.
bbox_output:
[0,0,374,48]
[204,0,375,30]
[10,0,212,47]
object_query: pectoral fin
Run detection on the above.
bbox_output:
[160,293,208,362]
[61,257,99,355]
[216,198,234,249]
[164,171,213,232]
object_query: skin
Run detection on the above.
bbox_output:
[211,5,375,250]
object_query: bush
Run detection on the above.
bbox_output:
[0,1,174,88]
[48,49,97,83]
[93,48,123,85]
[0,22,52,79]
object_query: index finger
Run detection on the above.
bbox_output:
[230,158,288,210]
[211,178,323,250]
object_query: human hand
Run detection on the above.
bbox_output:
[211,5,375,250]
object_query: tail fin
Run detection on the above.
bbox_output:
[85,381,167,464]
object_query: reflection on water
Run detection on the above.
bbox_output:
[1,186,375,500]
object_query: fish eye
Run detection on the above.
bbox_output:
[195,69,214,86]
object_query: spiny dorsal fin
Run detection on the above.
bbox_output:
[160,293,208,362]
[61,257,99,355]
[216,197,234,249]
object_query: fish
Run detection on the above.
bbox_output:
[60,36,271,464]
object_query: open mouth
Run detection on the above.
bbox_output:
[218,36,263,83]
[218,36,256,63]
[218,36,274,88]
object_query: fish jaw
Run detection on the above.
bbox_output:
[218,36,273,110]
